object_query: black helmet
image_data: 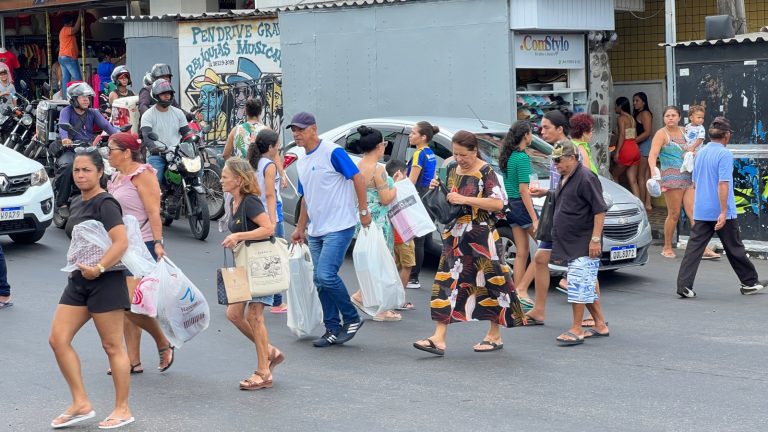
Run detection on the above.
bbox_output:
[67,82,95,109]
[111,65,132,86]
[150,63,173,81]
[151,78,175,108]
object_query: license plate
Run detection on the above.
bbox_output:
[0,207,23,221]
[610,245,637,261]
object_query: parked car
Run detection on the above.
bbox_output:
[281,117,651,272]
[0,143,54,243]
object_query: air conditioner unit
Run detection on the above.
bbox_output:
[705,15,735,40]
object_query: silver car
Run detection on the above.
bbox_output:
[280,116,651,272]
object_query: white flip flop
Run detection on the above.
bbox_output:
[51,410,95,429]
[98,416,135,429]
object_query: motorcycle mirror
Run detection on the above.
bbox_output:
[18,80,27,90]
[43,82,51,92]
[201,124,212,134]
[148,132,159,141]
[119,124,132,132]
[59,123,76,135]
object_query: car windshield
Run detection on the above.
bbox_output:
[475,133,552,179]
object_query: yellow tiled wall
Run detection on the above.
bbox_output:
[610,0,768,83]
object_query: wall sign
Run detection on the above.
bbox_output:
[514,33,585,69]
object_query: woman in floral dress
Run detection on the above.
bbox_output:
[413,131,526,356]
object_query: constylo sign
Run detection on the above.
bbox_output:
[514,33,585,69]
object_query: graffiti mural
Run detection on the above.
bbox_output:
[178,19,282,143]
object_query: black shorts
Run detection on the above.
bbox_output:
[59,270,130,313]
[506,198,534,229]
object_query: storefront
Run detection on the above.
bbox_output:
[0,0,129,99]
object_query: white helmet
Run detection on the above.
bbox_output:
[67,82,95,109]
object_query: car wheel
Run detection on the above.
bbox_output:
[9,229,46,244]
[497,226,517,268]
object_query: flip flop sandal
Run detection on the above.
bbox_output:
[556,331,585,346]
[524,315,545,326]
[158,345,175,372]
[107,362,143,376]
[350,297,373,317]
[98,416,135,429]
[581,319,609,328]
[373,312,402,322]
[413,338,445,356]
[269,350,285,373]
[395,302,415,311]
[583,328,610,338]
[51,410,96,429]
[240,371,273,390]
[473,340,504,352]
[0,301,13,310]
[660,251,677,259]
[702,253,721,260]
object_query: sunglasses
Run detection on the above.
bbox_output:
[107,146,125,153]
[552,155,573,164]
[0,71,7,75]
[74,146,99,154]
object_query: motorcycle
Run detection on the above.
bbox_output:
[51,122,131,229]
[3,86,37,153]
[188,117,225,221]
[150,132,210,240]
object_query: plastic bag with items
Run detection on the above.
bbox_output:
[353,221,405,315]
[286,243,323,337]
[61,215,156,277]
[155,257,210,348]
[680,151,695,173]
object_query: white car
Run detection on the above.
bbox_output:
[0,144,54,243]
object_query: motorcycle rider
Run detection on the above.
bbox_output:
[107,65,135,105]
[53,82,119,218]
[141,78,191,188]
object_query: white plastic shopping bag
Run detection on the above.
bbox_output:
[155,257,210,348]
[62,215,156,277]
[353,222,405,315]
[286,243,323,337]
[680,151,695,173]
[387,179,436,243]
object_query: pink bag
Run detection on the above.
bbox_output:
[131,274,160,317]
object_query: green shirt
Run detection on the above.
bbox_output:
[573,139,598,175]
[503,150,532,199]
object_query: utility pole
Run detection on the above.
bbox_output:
[718,0,748,34]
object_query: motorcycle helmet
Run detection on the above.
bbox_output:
[143,72,153,87]
[110,65,132,86]
[151,78,175,108]
[150,63,173,81]
[67,82,95,109]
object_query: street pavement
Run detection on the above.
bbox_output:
[2,222,768,432]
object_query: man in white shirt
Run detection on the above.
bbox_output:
[140,79,190,185]
[289,112,371,347]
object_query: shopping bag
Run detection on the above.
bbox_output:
[155,257,210,348]
[216,248,251,305]
[534,191,556,242]
[132,269,160,317]
[353,222,405,315]
[234,236,291,297]
[387,179,436,243]
[680,151,695,173]
[286,243,323,337]
[646,178,662,198]
[422,182,463,225]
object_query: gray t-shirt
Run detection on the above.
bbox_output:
[140,105,187,148]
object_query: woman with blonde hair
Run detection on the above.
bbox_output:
[221,157,284,390]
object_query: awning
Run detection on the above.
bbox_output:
[0,0,107,13]
[660,31,768,47]
[100,10,277,23]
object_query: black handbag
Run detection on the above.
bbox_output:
[422,182,463,225]
[534,190,555,242]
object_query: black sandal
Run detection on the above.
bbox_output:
[412,338,445,356]
[158,345,175,372]
[107,362,143,375]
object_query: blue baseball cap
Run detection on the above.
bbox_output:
[286,112,316,129]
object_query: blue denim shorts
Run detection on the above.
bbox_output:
[538,241,553,250]
[506,198,533,229]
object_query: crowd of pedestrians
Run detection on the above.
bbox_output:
[5,59,766,428]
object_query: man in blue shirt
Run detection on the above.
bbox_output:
[289,112,372,347]
[677,117,767,298]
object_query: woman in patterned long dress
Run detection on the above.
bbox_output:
[348,126,403,322]
[648,106,718,259]
[413,131,526,356]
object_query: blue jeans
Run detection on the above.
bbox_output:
[58,56,82,98]
[273,222,285,306]
[147,155,166,187]
[0,243,10,297]
[307,226,358,333]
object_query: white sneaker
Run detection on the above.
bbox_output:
[740,280,768,295]
[406,280,421,289]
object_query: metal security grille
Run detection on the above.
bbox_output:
[604,221,640,241]
[606,208,641,218]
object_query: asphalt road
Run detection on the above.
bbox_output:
[2,221,768,432]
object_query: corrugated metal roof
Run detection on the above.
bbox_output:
[100,10,276,23]
[661,31,768,47]
[274,0,419,12]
